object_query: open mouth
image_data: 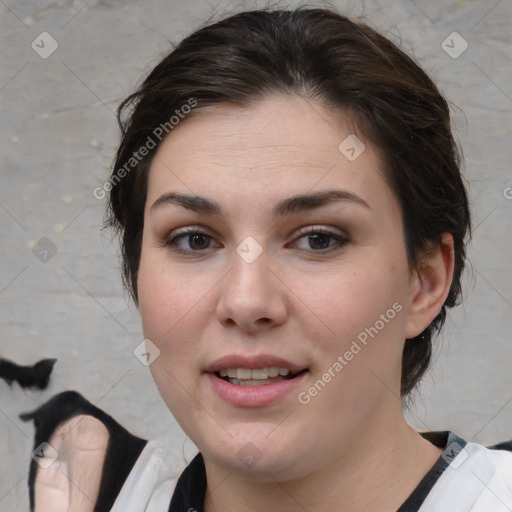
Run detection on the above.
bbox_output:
[215,367,308,386]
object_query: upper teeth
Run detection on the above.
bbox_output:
[219,367,290,380]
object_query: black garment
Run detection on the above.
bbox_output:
[169,431,467,512]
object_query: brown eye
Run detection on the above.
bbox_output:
[165,229,218,254]
[306,233,333,250]
[292,227,348,252]
[184,233,211,250]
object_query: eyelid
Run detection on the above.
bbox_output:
[292,225,348,239]
[163,224,349,255]
[163,225,217,243]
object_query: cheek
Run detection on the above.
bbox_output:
[316,260,406,326]
[301,254,409,367]
[137,252,205,413]
[137,248,220,387]
[138,273,180,376]
[137,247,198,341]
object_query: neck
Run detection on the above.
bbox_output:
[203,408,443,512]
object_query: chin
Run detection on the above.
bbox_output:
[200,433,312,482]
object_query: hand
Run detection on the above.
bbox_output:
[34,414,109,512]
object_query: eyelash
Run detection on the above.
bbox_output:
[163,226,349,255]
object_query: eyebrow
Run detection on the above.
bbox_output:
[149,190,370,217]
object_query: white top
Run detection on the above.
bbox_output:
[110,439,512,511]
[109,440,182,512]
[420,441,512,511]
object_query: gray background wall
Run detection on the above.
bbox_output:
[1,0,511,509]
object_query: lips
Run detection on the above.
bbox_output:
[204,354,309,407]
[204,354,307,375]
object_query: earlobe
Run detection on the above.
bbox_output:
[405,233,455,339]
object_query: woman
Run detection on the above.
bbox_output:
[25,7,512,511]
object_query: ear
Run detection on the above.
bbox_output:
[405,233,455,339]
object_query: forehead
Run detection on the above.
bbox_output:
[145,94,393,214]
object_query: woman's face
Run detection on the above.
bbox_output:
[138,95,422,480]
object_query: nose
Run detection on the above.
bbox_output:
[216,245,288,334]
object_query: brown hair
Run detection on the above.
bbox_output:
[104,8,471,398]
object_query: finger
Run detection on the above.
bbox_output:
[34,415,109,512]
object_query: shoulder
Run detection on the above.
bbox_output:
[419,439,512,512]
